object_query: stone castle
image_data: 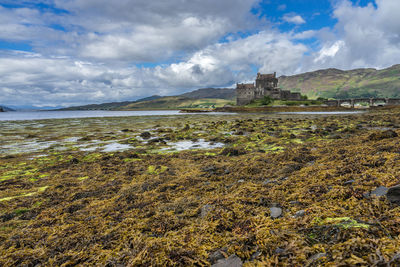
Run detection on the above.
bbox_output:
[236,72,301,105]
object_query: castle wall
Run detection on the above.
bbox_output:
[236,88,255,105]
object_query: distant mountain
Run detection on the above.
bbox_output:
[135,95,162,102]
[60,88,234,110]
[60,101,136,111]
[180,88,235,99]
[279,64,400,99]
[117,96,232,110]
[0,105,15,112]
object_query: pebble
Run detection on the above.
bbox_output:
[308,253,327,262]
[294,210,306,217]
[270,207,282,218]
[200,204,214,218]
[343,179,355,185]
[211,254,242,267]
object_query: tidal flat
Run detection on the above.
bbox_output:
[1,108,400,265]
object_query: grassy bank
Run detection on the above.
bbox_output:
[1,109,400,265]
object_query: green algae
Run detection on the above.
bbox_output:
[0,186,49,202]
[315,217,370,229]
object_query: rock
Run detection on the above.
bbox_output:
[371,186,389,197]
[250,250,261,260]
[70,158,79,164]
[220,147,246,156]
[274,248,285,254]
[368,130,398,141]
[308,253,327,262]
[212,254,242,267]
[387,185,400,204]
[200,204,214,218]
[208,248,228,264]
[343,179,355,185]
[294,210,306,218]
[237,179,244,183]
[269,207,282,219]
[140,131,151,139]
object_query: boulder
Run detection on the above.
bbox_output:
[387,185,400,204]
[371,186,389,197]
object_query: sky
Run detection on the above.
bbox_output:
[0,0,400,108]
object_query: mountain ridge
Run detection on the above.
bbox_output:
[279,64,400,99]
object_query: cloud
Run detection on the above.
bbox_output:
[0,0,260,63]
[302,0,400,71]
[283,13,306,24]
[277,4,287,11]
[3,0,400,107]
[0,29,308,107]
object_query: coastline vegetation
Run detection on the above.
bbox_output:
[1,107,400,265]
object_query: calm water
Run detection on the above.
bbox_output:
[275,111,365,115]
[0,110,231,121]
[0,110,365,121]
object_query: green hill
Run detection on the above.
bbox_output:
[279,64,400,99]
[61,88,234,110]
[118,96,233,110]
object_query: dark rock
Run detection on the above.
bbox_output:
[140,131,151,139]
[387,185,400,204]
[70,158,79,164]
[269,206,282,218]
[201,165,217,175]
[220,147,246,156]
[212,254,242,267]
[250,250,262,260]
[370,186,389,197]
[274,248,285,254]
[147,138,166,144]
[343,179,355,185]
[368,130,398,141]
[19,211,37,220]
[0,213,16,222]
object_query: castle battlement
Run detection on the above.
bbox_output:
[236,72,301,105]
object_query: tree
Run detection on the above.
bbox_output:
[261,96,272,105]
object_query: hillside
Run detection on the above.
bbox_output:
[279,64,400,99]
[61,88,234,110]
[180,88,235,99]
[118,96,232,110]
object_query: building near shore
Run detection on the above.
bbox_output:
[236,72,301,105]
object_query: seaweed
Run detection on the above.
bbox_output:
[1,108,400,265]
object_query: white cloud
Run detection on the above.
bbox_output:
[314,41,344,63]
[283,14,306,24]
[3,0,400,107]
[0,29,308,106]
[303,0,400,71]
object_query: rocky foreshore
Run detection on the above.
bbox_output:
[1,107,400,265]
